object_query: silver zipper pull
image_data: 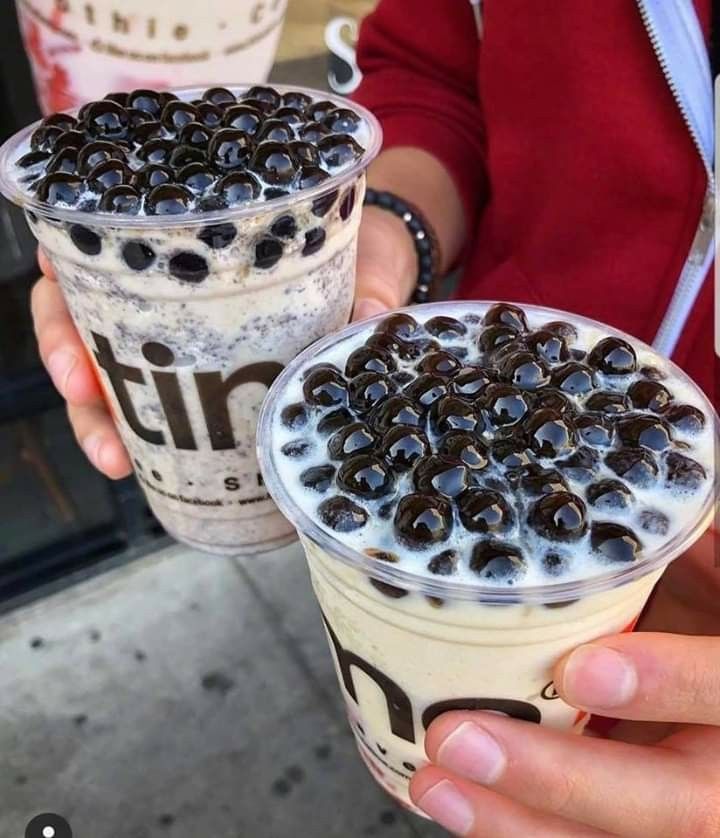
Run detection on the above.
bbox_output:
[469,0,483,38]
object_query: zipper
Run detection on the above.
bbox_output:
[636,0,714,356]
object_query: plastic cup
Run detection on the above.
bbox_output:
[0,84,381,555]
[258,301,717,811]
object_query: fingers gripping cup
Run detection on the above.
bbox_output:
[258,301,717,812]
[0,85,381,555]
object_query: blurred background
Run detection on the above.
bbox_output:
[0,0,374,611]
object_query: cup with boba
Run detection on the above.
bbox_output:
[0,84,381,554]
[258,301,716,810]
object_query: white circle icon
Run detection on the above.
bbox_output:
[43,828,55,838]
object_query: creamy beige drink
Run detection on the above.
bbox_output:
[259,301,716,810]
[0,83,381,555]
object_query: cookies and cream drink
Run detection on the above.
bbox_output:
[259,301,716,810]
[0,84,381,555]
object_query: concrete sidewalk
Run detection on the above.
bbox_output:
[0,542,446,838]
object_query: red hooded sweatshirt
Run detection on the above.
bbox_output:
[353,0,714,399]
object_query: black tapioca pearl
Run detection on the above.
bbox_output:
[317,133,363,168]
[223,104,263,135]
[586,479,633,510]
[525,408,576,458]
[638,509,670,535]
[660,404,706,435]
[417,351,461,378]
[366,332,422,361]
[617,415,672,451]
[54,129,86,151]
[161,100,198,132]
[30,124,64,152]
[585,391,631,414]
[323,107,362,134]
[501,351,550,390]
[244,85,282,107]
[627,380,673,412]
[430,395,480,435]
[575,413,613,447]
[36,172,84,206]
[169,144,207,169]
[169,251,209,283]
[557,445,599,482]
[394,493,452,548]
[591,522,642,562]
[370,395,424,433]
[450,367,495,398]
[70,225,102,255]
[339,186,356,220]
[542,551,571,577]
[145,184,193,216]
[491,438,533,469]
[288,140,320,167]
[281,90,313,110]
[606,447,658,486]
[131,163,174,191]
[303,368,347,408]
[318,496,368,532]
[249,141,299,185]
[337,454,395,499]
[551,362,596,395]
[529,492,587,541]
[413,455,470,499]
[348,372,397,413]
[122,240,156,271]
[87,159,131,191]
[541,320,578,341]
[439,431,489,471]
[470,540,526,582]
[520,466,568,496]
[281,440,312,458]
[380,425,430,470]
[127,88,164,116]
[446,345,469,360]
[216,170,261,205]
[317,407,354,435]
[47,147,79,175]
[303,227,326,256]
[198,223,237,250]
[392,371,415,387]
[345,347,396,378]
[256,118,294,143]
[255,236,284,269]
[370,578,409,599]
[376,313,421,340]
[665,452,706,492]
[483,383,529,426]
[300,465,336,494]
[483,302,528,332]
[84,100,130,140]
[41,111,78,131]
[195,101,225,128]
[137,138,176,165]
[274,106,305,126]
[132,120,164,144]
[404,374,448,411]
[203,86,236,107]
[478,324,519,354]
[459,489,513,533]
[328,422,377,460]
[264,187,290,201]
[179,121,214,149]
[99,185,141,214]
[306,100,339,122]
[588,336,637,375]
[208,128,253,171]
[298,121,330,144]
[532,388,574,415]
[640,365,666,381]
[525,329,570,364]
[270,215,297,240]
[427,549,458,576]
[17,149,51,168]
[281,403,308,430]
[424,315,467,340]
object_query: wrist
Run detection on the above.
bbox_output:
[359,205,419,304]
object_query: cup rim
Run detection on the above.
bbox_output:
[257,300,718,605]
[0,83,383,229]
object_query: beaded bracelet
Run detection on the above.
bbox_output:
[363,188,441,304]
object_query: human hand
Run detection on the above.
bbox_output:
[410,532,720,836]
[31,249,132,478]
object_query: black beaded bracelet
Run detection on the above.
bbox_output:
[363,188,440,304]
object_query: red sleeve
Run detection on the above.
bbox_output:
[353,0,488,232]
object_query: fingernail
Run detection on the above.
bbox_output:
[562,644,638,708]
[417,779,474,836]
[436,721,506,785]
[82,433,105,469]
[47,349,77,394]
[353,298,387,321]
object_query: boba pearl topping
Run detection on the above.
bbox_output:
[15,87,368,215]
[273,304,714,592]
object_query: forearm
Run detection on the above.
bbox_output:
[359,147,467,308]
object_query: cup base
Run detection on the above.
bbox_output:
[163,524,298,557]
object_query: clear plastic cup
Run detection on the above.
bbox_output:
[0,84,381,555]
[257,301,717,811]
